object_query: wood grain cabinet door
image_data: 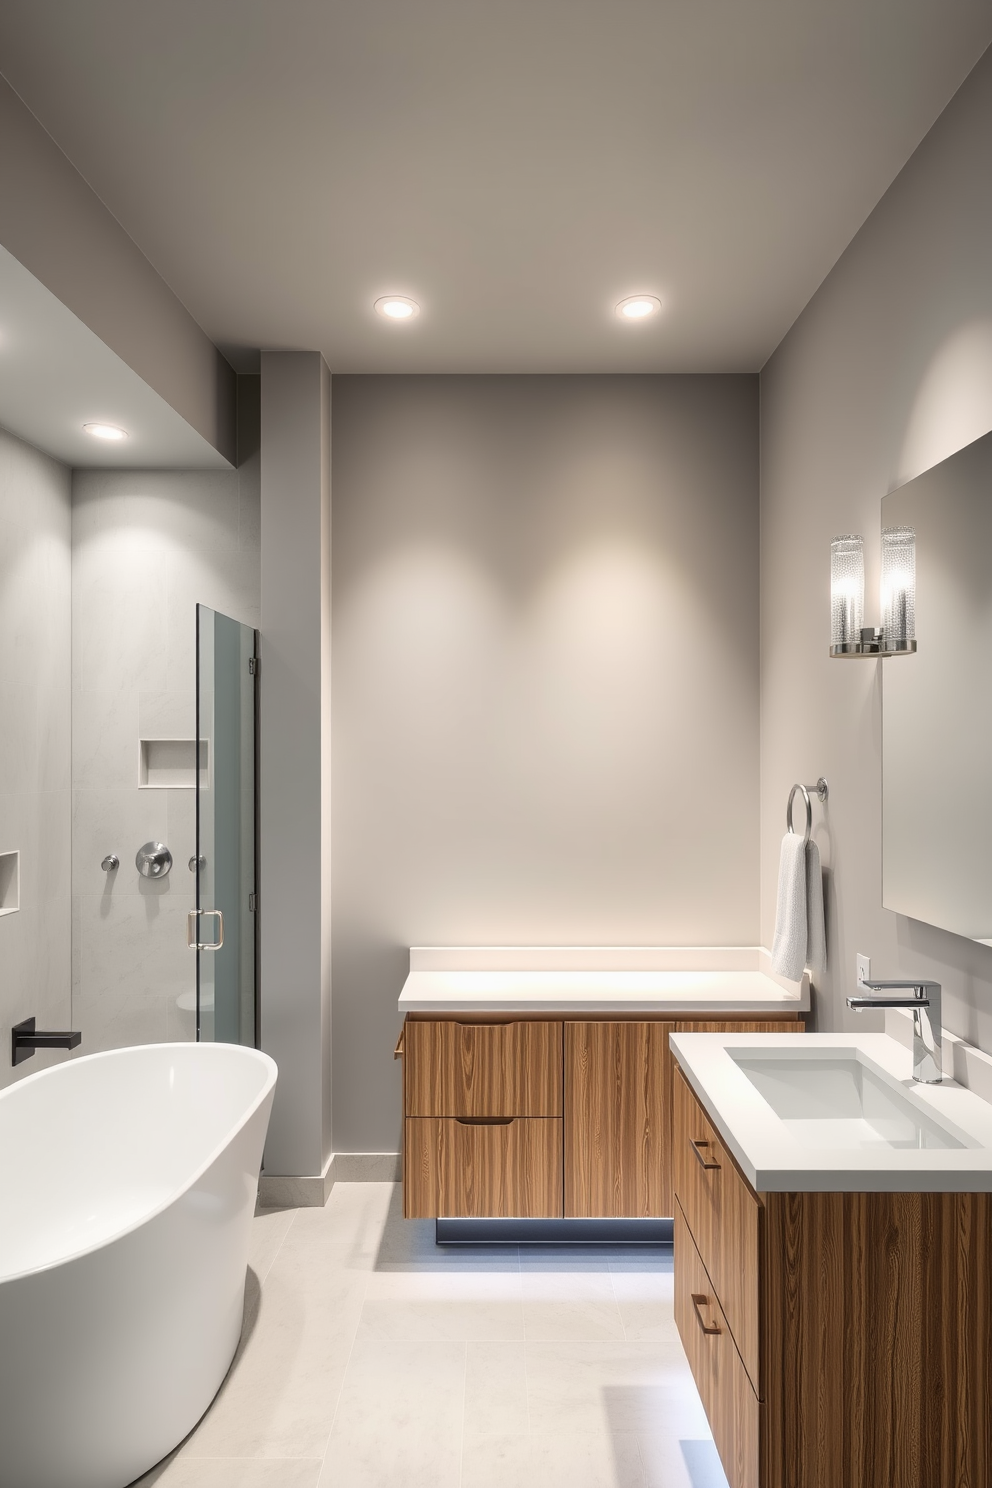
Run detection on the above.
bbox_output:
[675,1204,760,1488]
[664,1019,802,1228]
[403,1116,563,1217]
[404,1020,563,1117]
[672,1067,761,1393]
[564,1021,673,1218]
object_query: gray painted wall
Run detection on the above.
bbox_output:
[760,48,992,1048]
[259,351,333,1177]
[332,373,759,1153]
[0,76,236,463]
[0,427,71,1088]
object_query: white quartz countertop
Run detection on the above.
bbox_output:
[671,1031,992,1193]
[398,969,808,1014]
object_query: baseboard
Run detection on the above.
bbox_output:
[258,1150,401,1208]
[329,1151,402,1183]
[258,1150,335,1208]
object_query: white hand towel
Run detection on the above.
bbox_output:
[805,837,826,979]
[771,832,807,981]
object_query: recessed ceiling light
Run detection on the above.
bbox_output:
[374,296,420,321]
[83,422,128,441]
[615,295,662,322]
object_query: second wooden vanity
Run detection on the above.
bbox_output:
[671,1034,992,1488]
[397,1006,805,1219]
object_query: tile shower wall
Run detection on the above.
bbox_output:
[0,427,71,1090]
[71,455,259,1051]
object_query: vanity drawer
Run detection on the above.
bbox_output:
[403,1116,563,1218]
[403,1018,563,1117]
[673,1066,761,1392]
[675,1204,759,1488]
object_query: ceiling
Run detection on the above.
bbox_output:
[0,1,989,375]
[0,244,230,467]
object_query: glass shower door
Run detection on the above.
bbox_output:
[193,604,258,1046]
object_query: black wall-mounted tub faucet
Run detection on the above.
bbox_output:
[11,1016,82,1066]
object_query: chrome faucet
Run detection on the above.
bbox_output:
[846,979,942,1083]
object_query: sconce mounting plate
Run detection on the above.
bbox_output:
[830,628,917,659]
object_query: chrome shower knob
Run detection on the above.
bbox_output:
[135,842,173,879]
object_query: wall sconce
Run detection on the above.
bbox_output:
[880,526,917,654]
[829,528,917,658]
[829,535,864,655]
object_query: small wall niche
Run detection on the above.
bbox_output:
[0,851,20,915]
[139,739,208,790]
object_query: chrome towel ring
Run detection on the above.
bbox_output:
[787,778,828,846]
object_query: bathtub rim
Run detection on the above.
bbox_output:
[0,1041,278,1285]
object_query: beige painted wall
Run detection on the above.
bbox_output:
[332,373,759,1152]
[760,48,992,1045]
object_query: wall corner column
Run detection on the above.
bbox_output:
[259,350,332,1179]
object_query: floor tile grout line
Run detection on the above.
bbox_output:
[523,1330,533,1440]
[314,1291,365,1478]
[318,1244,373,1469]
[610,1267,630,1343]
[162,1454,326,1462]
[457,1340,468,1488]
[256,1203,299,1282]
[284,1186,383,1484]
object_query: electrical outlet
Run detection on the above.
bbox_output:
[856,953,871,989]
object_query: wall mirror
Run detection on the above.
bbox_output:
[882,425,992,944]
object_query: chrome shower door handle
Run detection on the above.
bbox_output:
[186,908,224,950]
[205,910,224,949]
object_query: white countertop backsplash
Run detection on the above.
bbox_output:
[399,946,810,1014]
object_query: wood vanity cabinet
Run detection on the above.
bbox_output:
[564,1018,803,1219]
[401,1018,563,1218]
[672,1064,992,1488]
[399,1012,803,1220]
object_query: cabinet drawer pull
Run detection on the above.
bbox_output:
[691,1292,722,1336]
[690,1138,720,1170]
[394,1027,405,1060]
[455,1116,514,1126]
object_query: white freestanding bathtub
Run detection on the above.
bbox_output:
[0,1042,277,1488]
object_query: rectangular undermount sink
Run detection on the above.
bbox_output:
[729,1050,965,1151]
[668,1031,992,1190]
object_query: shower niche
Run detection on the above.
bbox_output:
[139,738,208,790]
[0,850,19,915]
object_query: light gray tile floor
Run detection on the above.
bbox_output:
[134,1183,729,1488]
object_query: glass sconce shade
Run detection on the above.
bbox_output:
[881,526,916,650]
[830,535,865,649]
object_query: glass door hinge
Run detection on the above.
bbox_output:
[248,656,258,675]
[248,892,258,912]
